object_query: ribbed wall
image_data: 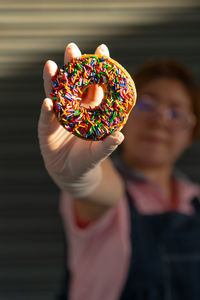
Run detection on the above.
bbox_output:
[1,0,200,299]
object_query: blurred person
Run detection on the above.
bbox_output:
[38,43,200,300]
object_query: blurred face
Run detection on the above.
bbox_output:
[122,77,196,169]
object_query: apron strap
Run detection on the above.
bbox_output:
[119,188,164,300]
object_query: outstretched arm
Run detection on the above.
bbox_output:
[38,43,125,221]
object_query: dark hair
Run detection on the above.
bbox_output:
[133,58,200,139]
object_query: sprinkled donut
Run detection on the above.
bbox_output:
[50,54,137,141]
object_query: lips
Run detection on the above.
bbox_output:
[142,134,167,144]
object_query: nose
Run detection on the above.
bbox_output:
[151,104,171,127]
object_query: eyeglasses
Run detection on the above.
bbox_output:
[134,95,196,130]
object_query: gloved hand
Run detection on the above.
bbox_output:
[38,43,124,198]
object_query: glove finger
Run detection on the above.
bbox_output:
[94,43,110,57]
[90,131,124,164]
[83,44,110,108]
[43,60,58,98]
[64,42,82,64]
[87,43,120,162]
[39,98,55,125]
[82,84,104,108]
[90,44,121,162]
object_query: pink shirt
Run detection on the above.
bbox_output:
[59,177,200,300]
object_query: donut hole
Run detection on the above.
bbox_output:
[81,84,105,109]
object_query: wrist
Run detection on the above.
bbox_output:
[50,164,102,198]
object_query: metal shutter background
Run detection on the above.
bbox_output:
[1,0,200,299]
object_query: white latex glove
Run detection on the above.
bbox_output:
[38,43,124,198]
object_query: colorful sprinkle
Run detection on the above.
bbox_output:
[50,54,137,141]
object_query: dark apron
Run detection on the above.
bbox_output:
[56,192,200,300]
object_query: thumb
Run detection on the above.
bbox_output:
[91,131,124,163]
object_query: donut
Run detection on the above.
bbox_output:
[50,54,137,141]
